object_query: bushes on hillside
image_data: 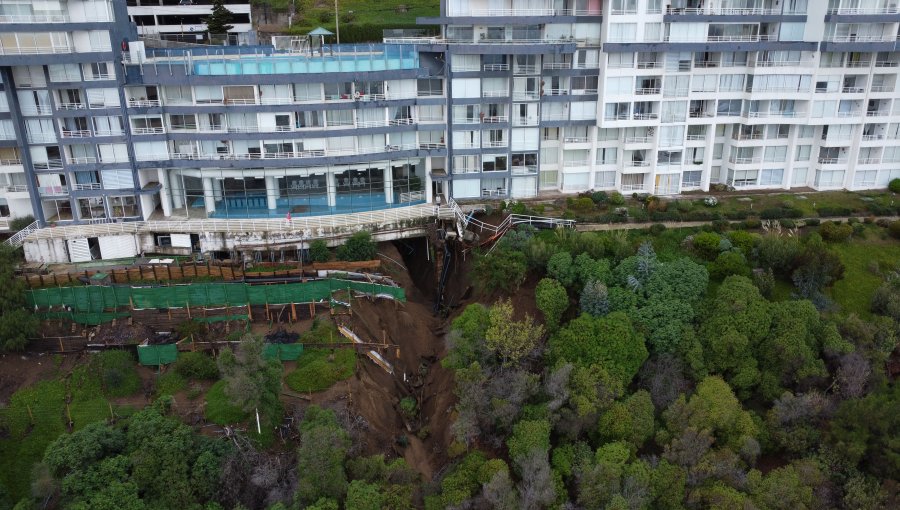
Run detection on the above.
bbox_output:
[336,231,376,261]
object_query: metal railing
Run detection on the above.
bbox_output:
[4,220,39,247]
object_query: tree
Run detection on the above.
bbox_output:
[643,258,708,304]
[296,406,351,503]
[709,251,751,280]
[579,280,609,317]
[633,299,694,354]
[485,299,544,366]
[750,460,826,510]
[336,231,376,261]
[217,335,283,416]
[691,232,722,260]
[535,278,568,331]
[661,376,758,452]
[573,253,611,289]
[889,177,900,193]
[308,240,330,263]
[442,303,491,370]
[549,312,647,387]
[0,245,38,351]
[546,252,576,288]
[472,249,527,294]
[204,0,234,35]
[506,419,551,463]
[765,391,831,455]
[828,383,900,479]
[345,480,383,510]
[598,390,655,449]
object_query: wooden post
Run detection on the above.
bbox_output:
[65,403,72,428]
[26,404,34,424]
[291,302,297,322]
[265,300,270,321]
[108,402,115,421]
[247,303,253,321]
[186,301,191,319]
[58,338,64,352]
[309,302,315,318]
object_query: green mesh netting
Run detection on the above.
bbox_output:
[262,343,305,361]
[137,344,179,366]
[26,279,405,313]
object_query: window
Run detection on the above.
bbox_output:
[682,171,702,187]
[760,169,784,186]
[596,148,618,165]
[764,146,788,163]
[597,128,619,141]
[795,145,812,161]
[482,154,507,172]
[797,126,815,139]
[589,171,612,189]
[539,170,558,189]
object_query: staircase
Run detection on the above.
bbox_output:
[4,220,39,248]
[445,198,575,248]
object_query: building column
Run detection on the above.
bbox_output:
[157,168,172,217]
[384,166,394,204]
[425,158,434,203]
[211,177,224,200]
[326,171,337,207]
[170,170,184,210]
[202,177,216,214]
[265,176,278,210]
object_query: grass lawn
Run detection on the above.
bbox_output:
[204,380,249,425]
[285,348,357,393]
[828,229,900,317]
[155,371,188,397]
[0,351,145,501]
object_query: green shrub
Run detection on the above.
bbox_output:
[94,350,141,397]
[535,278,569,331]
[591,191,609,204]
[692,232,722,260]
[173,351,219,380]
[608,192,625,206]
[205,380,248,424]
[649,223,667,236]
[761,207,803,219]
[889,220,900,239]
[709,251,751,280]
[711,219,731,233]
[156,371,187,397]
[309,239,331,263]
[399,397,418,418]
[804,218,821,227]
[817,206,853,217]
[336,231,376,261]
[820,221,854,242]
[889,178,900,193]
[285,349,356,393]
[570,197,595,213]
[9,215,35,232]
[779,219,796,229]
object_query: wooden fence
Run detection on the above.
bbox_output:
[22,260,381,288]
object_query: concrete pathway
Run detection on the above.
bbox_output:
[575,216,899,232]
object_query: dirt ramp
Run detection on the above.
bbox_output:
[340,292,456,479]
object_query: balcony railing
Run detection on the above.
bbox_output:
[37,186,68,196]
[827,7,899,14]
[828,35,896,42]
[73,182,102,191]
[632,113,659,120]
[127,99,162,107]
[60,129,93,138]
[624,136,652,143]
[862,134,885,141]
[483,64,509,71]
[482,90,509,98]
[730,157,762,164]
[511,165,537,175]
[667,7,781,15]
[0,45,71,55]
[68,156,98,164]
[870,86,894,93]
[452,8,601,16]
[818,157,848,164]
[563,136,590,143]
[842,86,866,93]
[132,127,166,135]
[483,116,508,123]
[543,62,571,69]
[58,102,86,110]
[858,158,881,164]
[483,140,508,148]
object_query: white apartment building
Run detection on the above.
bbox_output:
[126,0,252,42]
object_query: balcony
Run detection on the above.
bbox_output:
[866,110,890,117]
[0,45,71,55]
[818,157,849,165]
[483,115,509,124]
[73,182,102,191]
[68,156,98,165]
[667,7,781,15]
[827,7,900,14]
[827,35,896,43]
[449,7,601,16]
[37,186,68,196]
[624,136,652,144]
[127,99,162,107]
[563,136,590,143]
[482,90,509,98]
[747,111,803,118]
[483,140,508,148]
[132,127,166,135]
[34,159,63,170]
[60,129,92,138]
[870,85,895,93]
[58,102,86,110]
[543,62,572,70]
[511,165,537,175]
[632,113,659,120]
[730,157,762,165]
[453,167,479,175]
[862,134,885,141]
[842,86,866,93]
[858,158,881,165]
[634,87,661,96]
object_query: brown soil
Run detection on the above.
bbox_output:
[0,352,77,405]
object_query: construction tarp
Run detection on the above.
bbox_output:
[137,343,179,366]
[262,343,305,361]
[26,279,405,314]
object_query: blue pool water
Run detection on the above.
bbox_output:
[190,193,424,219]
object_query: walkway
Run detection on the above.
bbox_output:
[576,216,899,232]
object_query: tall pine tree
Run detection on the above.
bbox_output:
[204,0,234,35]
